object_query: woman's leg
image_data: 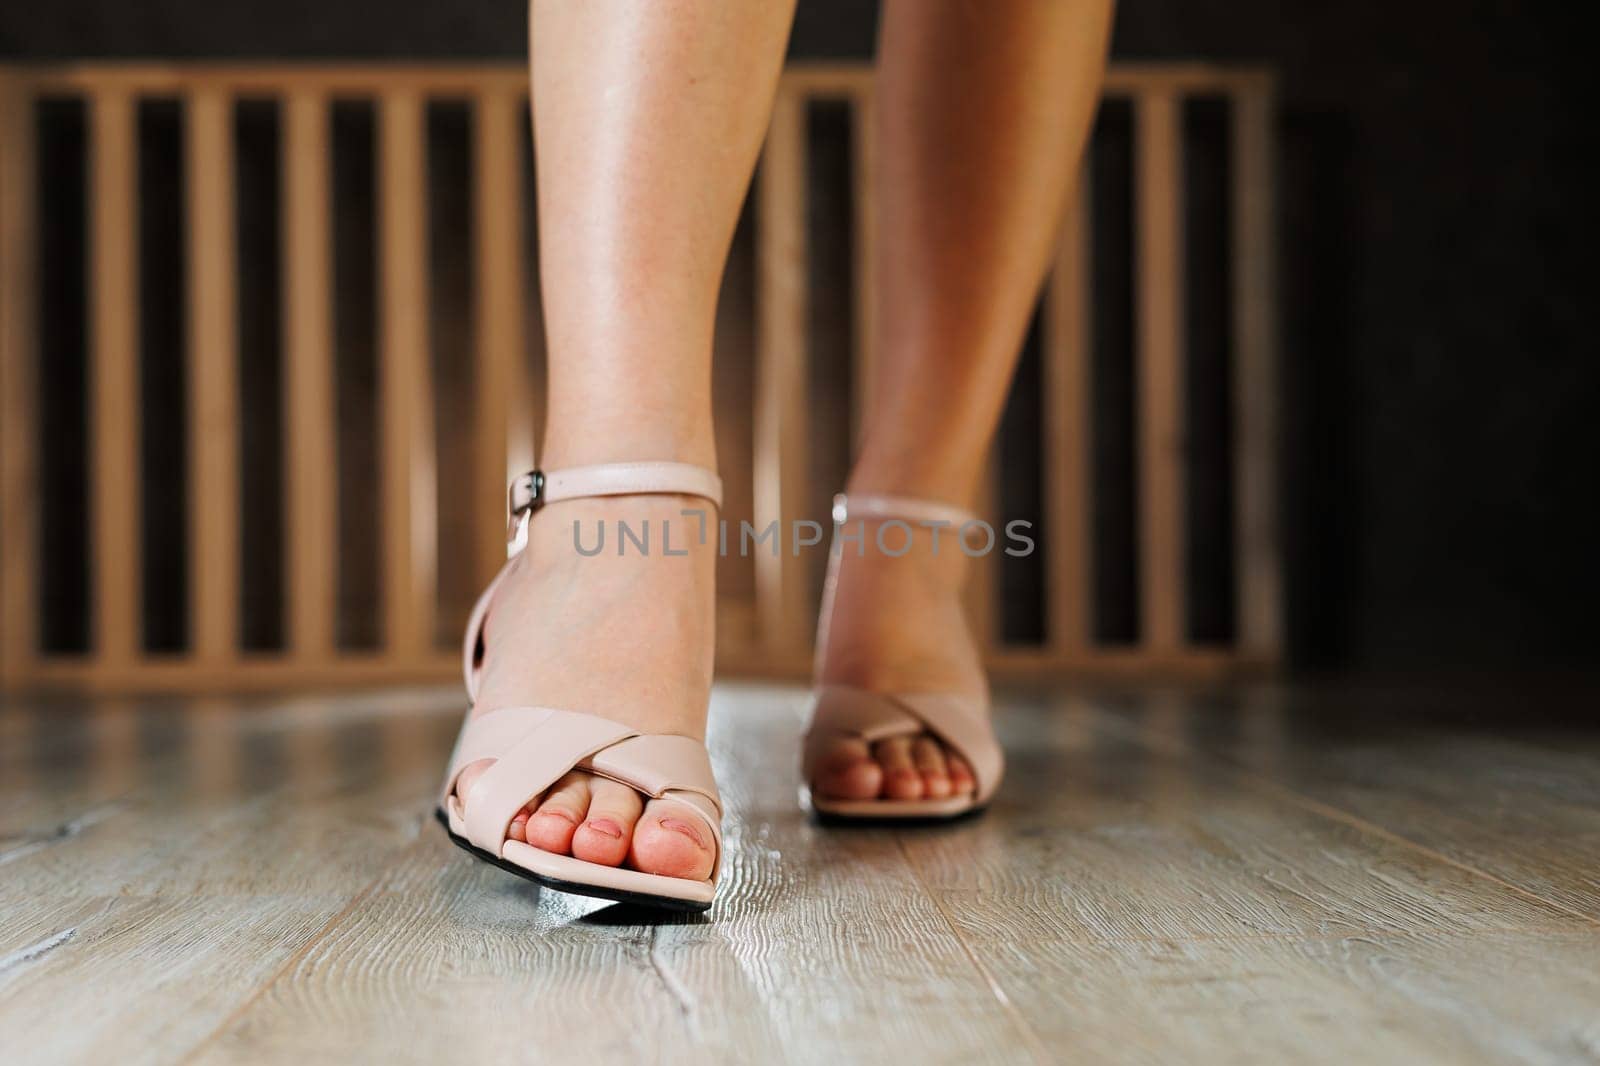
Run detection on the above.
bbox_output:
[814,0,1114,800]
[457,0,795,878]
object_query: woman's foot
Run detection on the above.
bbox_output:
[452,493,717,882]
[811,518,987,802]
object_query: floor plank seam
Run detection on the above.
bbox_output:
[1240,773,1600,929]
[893,835,1055,1066]
[0,926,78,977]
[888,923,1598,946]
[0,800,128,867]
[645,924,701,1040]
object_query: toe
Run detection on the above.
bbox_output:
[873,736,923,800]
[525,770,589,854]
[911,736,952,799]
[452,757,492,807]
[572,778,643,867]
[630,799,716,881]
[455,758,532,841]
[947,753,976,795]
[813,735,883,800]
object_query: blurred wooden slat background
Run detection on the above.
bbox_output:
[0,62,1280,693]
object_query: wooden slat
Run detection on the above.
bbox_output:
[5,62,1273,106]
[1134,91,1185,653]
[1103,64,1274,95]
[11,65,534,98]
[516,96,544,467]
[779,65,876,99]
[12,643,1269,693]
[753,91,810,652]
[282,90,336,660]
[1044,177,1093,653]
[0,61,1287,690]
[849,87,877,448]
[377,91,437,655]
[471,88,529,590]
[1230,85,1282,660]
[185,88,239,662]
[0,78,38,683]
[90,90,141,664]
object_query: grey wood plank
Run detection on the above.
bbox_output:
[0,893,355,1066]
[0,693,459,1064]
[917,924,1600,1065]
[192,837,694,1065]
[192,685,1041,1065]
[1092,685,1600,922]
[906,692,1583,939]
[1,696,457,897]
[894,690,1598,1063]
[5,682,1599,1065]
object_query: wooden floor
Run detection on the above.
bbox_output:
[2,681,1598,1064]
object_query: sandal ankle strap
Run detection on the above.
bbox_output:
[508,461,722,552]
[831,492,977,529]
[469,460,721,699]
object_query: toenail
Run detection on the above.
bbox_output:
[658,819,705,848]
[537,808,578,825]
[584,818,622,839]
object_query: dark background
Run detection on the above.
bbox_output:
[3,1,1597,677]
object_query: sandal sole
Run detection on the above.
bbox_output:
[808,804,989,828]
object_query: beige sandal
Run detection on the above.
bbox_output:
[436,462,725,911]
[802,493,1005,822]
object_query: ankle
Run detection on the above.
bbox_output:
[540,415,716,472]
[844,453,983,513]
[833,527,972,596]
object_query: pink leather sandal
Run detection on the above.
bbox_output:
[802,492,1005,822]
[436,462,725,911]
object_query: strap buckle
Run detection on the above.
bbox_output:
[506,470,545,555]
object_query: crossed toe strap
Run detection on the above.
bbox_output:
[802,685,1004,805]
[444,706,723,868]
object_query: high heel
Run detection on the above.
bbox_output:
[801,492,1004,821]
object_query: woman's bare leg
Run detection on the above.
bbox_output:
[457,0,795,878]
[814,0,1114,801]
